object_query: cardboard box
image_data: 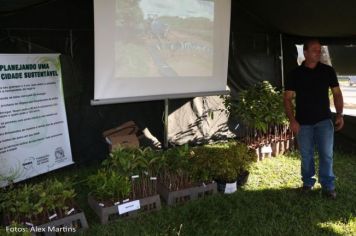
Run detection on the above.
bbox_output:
[103,121,140,150]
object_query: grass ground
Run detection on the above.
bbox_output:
[59,151,356,236]
[3,151,355,236]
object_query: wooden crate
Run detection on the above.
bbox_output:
[157,182,217,205]
[88,194,161,224]
[31,211,88,236]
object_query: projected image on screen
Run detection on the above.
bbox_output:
[115,0,214,78]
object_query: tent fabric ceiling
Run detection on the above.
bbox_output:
[0,0,92,29]
[1,0,356,38]
[233,0,356,38]
[0,0,51,15]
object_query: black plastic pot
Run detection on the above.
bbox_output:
[216,170,250,193]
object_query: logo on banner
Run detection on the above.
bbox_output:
[22,157,35,170]
[55,147,66,163]
[36,155,50,165]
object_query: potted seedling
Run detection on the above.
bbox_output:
[0,179,88,233]
[223,81,293,160]
[156,145,218,205]
[87,147,162,224]
[192,142,254,194]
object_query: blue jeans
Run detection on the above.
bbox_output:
[297,119,335,191]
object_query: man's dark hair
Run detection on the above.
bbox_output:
[303,39,320,51]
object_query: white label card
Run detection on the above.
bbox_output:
[25,222,34,227]
[66,208,75,215]
[48,213,57,220]
[261,145,272,154]
[105,137,112,145]
[118,200,140,215]
[224,182,237,194]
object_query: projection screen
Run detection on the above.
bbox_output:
[93,0,231,104]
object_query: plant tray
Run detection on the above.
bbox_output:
[31,211,88,236]
[157,182,217,205]
[88,194,161,224]
[253,138,296,161]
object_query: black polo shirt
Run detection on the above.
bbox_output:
[285,62,339,125]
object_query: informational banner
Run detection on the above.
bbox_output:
[0,54,73,187]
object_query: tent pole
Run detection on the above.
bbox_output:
[164,99,169,149]
[70,30,73,58]
[279,34,285,88]
[28,36,32,53]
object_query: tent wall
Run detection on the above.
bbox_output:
[0,0,355,163]
[229,2,282,96]
[0,27,165,163]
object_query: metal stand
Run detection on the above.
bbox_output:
[279,33,285,88]
[164,99,169,149]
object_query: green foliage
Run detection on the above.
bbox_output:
[80,152,356,236]
[94,143,252,195]
[92,147,165,200]
[102,147,143,176]
[103,147,164,176]
[224,81,288,132]
[223,81,291,147]
[44,178,76,212]
[191,142,255,183]
[87,169,131,203]
[164,144,192,174]
[155,142,254,188]
[0,178,77,223]
[157,145,196,190]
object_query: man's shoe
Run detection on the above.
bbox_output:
[322,189,337,199]
[300,185,313,194]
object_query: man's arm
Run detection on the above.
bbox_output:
[331,86,344,131]
[283,90,300,134]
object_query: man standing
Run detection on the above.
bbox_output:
[283,39,344,199]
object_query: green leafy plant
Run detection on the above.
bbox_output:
[87,169,131,203]
[43,178,76,216]
[0,178,78,225]
[158,145,196,190]
[102,147,144,176]
[191,142,254,183]
[0,221,31,236]
[223,81,291,148]
[100,147,163,199]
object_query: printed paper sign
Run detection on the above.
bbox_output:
[224,182,237,194]
[261,144,272,154]
[0,54,73,187]
[118,200,140,215]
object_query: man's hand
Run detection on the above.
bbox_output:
[290,119,300,134]
[283,91,300,134]
[331,86,344,131]
[335,115,344,131]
